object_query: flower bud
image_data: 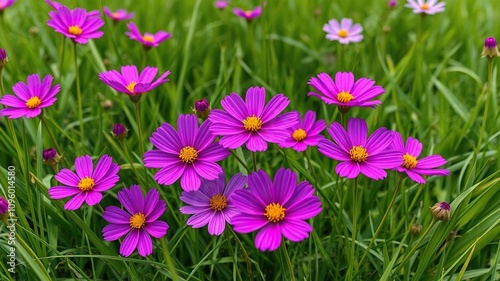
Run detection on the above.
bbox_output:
[410,223,422,235]
[388,0,397,8]
[194,98,211,120]
[0,196,8,215]
[112,123,128,140]
[481,37,500,59]
[101,99,113,110]
[0,48,9,68]
[430,201,451,221]
[43,148,62,167]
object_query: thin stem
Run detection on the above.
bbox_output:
[228,227,253,280]
[133,102,145,158]
[120,139,146,188]
[347,177,359,279]
[73,42,84,145]
[281,242,296,281]
[229,150,251,173]
[142,48,148,69]
[252,151,257,171]
[304,149,317,179]
[41,116,70,167]
[58,36,65,80]
[476,58,494,152]
[0,68,4,96]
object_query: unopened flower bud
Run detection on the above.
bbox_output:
[112,123,128,140]
[430,201,451,221]
[194,98,211,120]
[388,0,397,8]
[0,196,8,215]
[481,37,500,58]
[0,48,9,68]
[43,148,61,167]
[410,223,422,235]
[101,99,113,110]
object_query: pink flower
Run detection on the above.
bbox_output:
[125,22,171,48]
[233,6,262,20]
[45,0,62,9]
[279,110,326,152]
[405,0,445,15]
[103,7,134,22]
[323,18,363,44]
[214,0,229,9]
[0,0,15,10]
[47,6,104,44]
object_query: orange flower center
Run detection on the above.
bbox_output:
[292,128,307,141]
[349,145,368,162]
[25,96,42,109]
[244,10,252,17]
[338,29,349,38]
[129,212,146,229]
[421,4,429,10]
[143,35,154,43]
[112,12,119,18]
[179,146,198,163]
[264,203,286,223]
[337,91,354,103]
[78,176,95,192]
[209,194,227,211]
[126,81,137,93]
[68,25,83,36]
[243,115,262,132]
[402,153,418,169]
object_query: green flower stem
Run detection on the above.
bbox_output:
[120,139,146,188]
[281,241,296,281]
[133,101,145,158]
[41,116,70,167]
[73,42,84,145]
[0,67,4,96]
[228,227,253,280]
[57,36,65,80]
[229,149,251,173]
[304,149,317,179]
[252,151,257,171]
[476,58,494,153]
[347,177,359,279]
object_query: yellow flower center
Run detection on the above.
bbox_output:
[292,128,307,141]
[243,115,263,132]
[126,81,137,93]
[78,176,95,192]
[143,35,154,43]
[68,25,83,36]
[209,194,227,211]
[337,91,354,103]
[349,145,368,162]
[402,153,418,169]
[129,212,146,229]
[179,146,198,163]
[112,12,119,18]
[25,96,42,109]
[244,10,252,16]
[338,29,349,38]
[264,203,286,223]
[421,4,429,10]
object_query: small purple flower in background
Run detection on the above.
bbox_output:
[388,0,397,8]
[43,148,62,166]
[405,0,445,15]
[323,18,363,44]
[0,0,15,11]
[48,155,120,210]
[45,0,62,9]
[112,123,128,140]
[102,185,169,257]
[209,86,299,152]
[0,74,60,119]
[144,114,230,191]
[0,196,8,215]
[308,72,385,114]
[318,118,402,180]
[233,6,262,21]
[214,0,229,9]
[231,168,322,251]
[481,37,500,58]
[391,132,449,184]
[279,110,326,152]
[125,22,172,49]
[47,6,104,44]
[103,7,134,22]
[180,172,246,235]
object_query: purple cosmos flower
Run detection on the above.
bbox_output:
[405,0,445,15]
[279,110,326,152]
[144,114,230,191]
[0,0,15,11]
[47,6,104,44]
[214,0,229,9]
[323,18,363,44]
[102,185,169,257]
[180,172,246,235]
[318,118,402,180]
[125,22,171,49]
[0,196,8,215]
[231,168,321,251]
[45,0,62,9]
[48,155,120,210]
[308,72,385,113]
[98,65,170,100]
[388,0,397,7]
[0,74,60,119]
[233,6,262,20]
[390,132,449,184]
[208,86,299,152]
[103,7,134,22]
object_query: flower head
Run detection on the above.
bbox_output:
[48,155,120,210]
[279,110,326,152]
[0,48,8,68]
[180,172,246,235]
[208,86,299,152]
[144,114,230,191]
[388,0,397,7]
[481,37,500,58]
[430,201,451,221]
[112,123,128,140]
[103,7,134,22]
[0,0,15,11]
[323,18,363,44]
[194,98,211,120]
[391,132,449,184]
[318,118,402,180]
[0,74,60,119]
[98,65,170,102]
[214,0,229,9]
[45,0,62,9]
[0,196,8,215]
[308,72,385,113]
[231,168,321,251]
[47,6,104,44]
[125,22,171,49]
[43,148,61,166]
[405,0,445,15]
[102,185,169,257]
[233,6,262,21]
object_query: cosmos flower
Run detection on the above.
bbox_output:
[103,7,134,22]
[405,0,445,15]
[318,118,402,180]
[47,6,104,44]
[0,74,60,119]
[323,18,363,44]
[45,0,62,9]
[390,131,449,184]
[214,0,229,9]
[208,86,299,152]
[144,114,230,191]
[48,155,120,210]
[102,185,169,257]
[279,110,326,152]
[180,172,247,235]
[233,6,262,20]
[0,0,15,11]
[125,22,171,49]
[231,168,322,251]
[308,72,385,113]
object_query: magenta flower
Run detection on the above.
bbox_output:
[323,18,363,44]
[214,0,229,9]
[391,132,449,184]
[0,74,60,119]
[231,168,322,251]
[209,86,299,152]
[125,22,171,48]
[318,118,402,180]
[279,110,326,152]
[48,155,120,210]
[0,0,15,11]
[103,7,134,22]
[45,0,62,9]
[0,196,8,215]
[308,72,385,112]
[405,0,445,15]
[233,6,262,20]
[144,114,230,191]
[180,172,246,235]
[47,6,104,44]
[102,185,169,257]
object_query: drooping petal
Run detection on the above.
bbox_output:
[254,224,282,251]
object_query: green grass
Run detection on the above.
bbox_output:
[0,0,499,280]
